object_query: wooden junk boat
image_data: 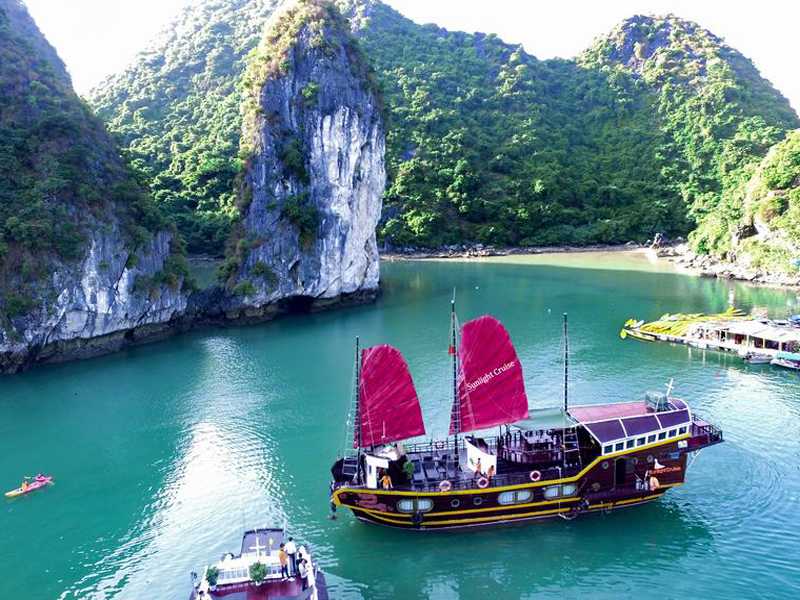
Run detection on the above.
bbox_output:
[189,527,328,599]
[330,307,724,530]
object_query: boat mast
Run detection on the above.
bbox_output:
[563,313,569,412]
[353,336,362,481]
[450,293,460,458]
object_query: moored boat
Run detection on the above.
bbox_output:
[771,351,800,371]
[621,309,800,367]
[740,351,773,365]
[329,308,723,530]
[189,528,327,599]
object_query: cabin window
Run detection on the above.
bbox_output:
[498,490,533,505]
[678,426,687,435]
[543,484,577,499]
[451,498,461,508]
[626,440,635,449]
[647,434,656,443]
[604,445,613,454]
[637,437,646,446]
[473,497,483,506]
[658,432,667,441]
[668,429,677,438]
[615,442,624,451]
[397,498,434,513]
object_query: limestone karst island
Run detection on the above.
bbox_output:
[1,0,799,598]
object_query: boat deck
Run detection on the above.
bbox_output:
[392,430,586,492]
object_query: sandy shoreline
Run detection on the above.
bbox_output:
[380,243,800,289]
[380,243,640,261]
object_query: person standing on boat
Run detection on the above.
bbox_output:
[298,559,308,590]
[305,557,315,591]
[285,537,297,575]
[474,458,482,478]
[380,471,393,489]
[278,543,289,580]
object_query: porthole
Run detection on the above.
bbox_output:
[632,457,639,465]
[647,455,654,464]
[450,498,461,508]
[591,482,601,492]
[473,496,483,506]
[602,461,609,470]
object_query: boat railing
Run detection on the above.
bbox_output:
[690,415,723,444]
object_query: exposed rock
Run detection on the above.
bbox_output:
[0,0,190,373]
[226,0,384,317]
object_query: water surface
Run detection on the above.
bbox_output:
[2,253,799,599]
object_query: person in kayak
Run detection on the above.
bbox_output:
[20,480,29,492]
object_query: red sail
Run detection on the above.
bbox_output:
[355,344,426,448]
[450,315,529,434]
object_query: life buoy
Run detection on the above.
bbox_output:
[434,440,445,450]
[649,476,660,491]
[477,476,489,489]
[439,479,452,492]
[529,470,542,482]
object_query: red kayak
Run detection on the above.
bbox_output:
[5,475,53,498]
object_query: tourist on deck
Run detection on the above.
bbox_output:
[305,558,315,591]
[487,464,495,483]
[380,471,393,489]
[298,559,308,590]
[278,543,289,580]
[285,537,297,574]
[474,458,482,477]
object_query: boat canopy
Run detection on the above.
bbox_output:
[775,351,800,361]
[356,345,426,448]
[568,399,691,446]
[512,406,576,431]
[450,315,529,434]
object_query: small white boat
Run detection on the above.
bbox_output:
[742,352,772,365]
[771,351,800,371]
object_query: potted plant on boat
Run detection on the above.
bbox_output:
[249,561,267,586]
[206,565,219,591]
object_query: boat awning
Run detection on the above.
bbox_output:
[776,351,800,361]
[511,406,576,431]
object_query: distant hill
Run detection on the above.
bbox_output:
[90,0,800,272]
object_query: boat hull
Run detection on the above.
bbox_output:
[332,435,704,531]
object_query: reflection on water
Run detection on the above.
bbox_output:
[1,256,799,599]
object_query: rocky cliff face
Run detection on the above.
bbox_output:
[225,0,384,315]
[0,0,189,372]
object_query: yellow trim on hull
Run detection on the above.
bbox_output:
[356,493,667,528]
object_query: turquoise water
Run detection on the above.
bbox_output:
[2,254,800,599]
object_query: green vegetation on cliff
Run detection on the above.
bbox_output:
[90,1,800,269]
[0,0,171,316]
[91,0,278,255]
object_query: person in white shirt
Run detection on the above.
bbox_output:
[304,558,314,591]
[298,559,308,590]
[284,537,298,575]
